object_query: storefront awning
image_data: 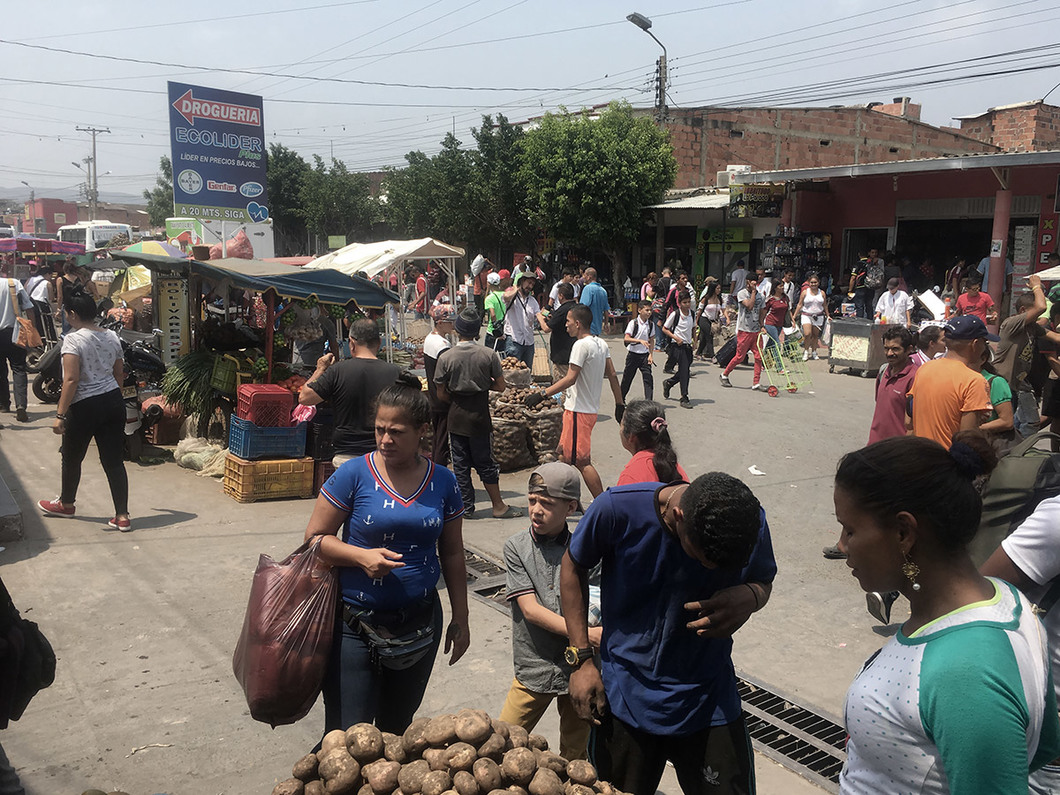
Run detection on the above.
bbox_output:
[644,193,731,210]
[110,251,399,309]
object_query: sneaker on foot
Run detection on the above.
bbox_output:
[39,498,75,517]
[822,544,847,560]
[751,383,762,391]
[812,351,820,360]
[663,381,673,400]
[15,408,28,423]
[680,398,692,409]
[866,591,894,625]
[802,350,810,361]
[107,516,132,532]
[720,374,732,388]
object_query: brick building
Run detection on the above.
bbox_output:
[22,198,79,235]
[956,100,1060,152]
[663,100,999,190]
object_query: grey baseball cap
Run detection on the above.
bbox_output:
[528,462,583,511]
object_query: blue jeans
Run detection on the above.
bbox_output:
[505,340,535,368]
[763,324,783,358]
[320,594,443,737]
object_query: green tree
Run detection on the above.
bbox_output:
[519,102,676,293]
[467,114,531,254]
[266,143,311,255]
[382,150,437,238]
[299,156,379,243]
[142,156,173,227]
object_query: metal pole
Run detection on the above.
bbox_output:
[76,126,109,220]
[656,53,668,124]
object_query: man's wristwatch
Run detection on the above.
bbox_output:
[564,645,594,667]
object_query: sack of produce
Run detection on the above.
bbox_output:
[491,411,536,473]
[504,368,532,388]
[232,536,338,727]
[525,402,563,464]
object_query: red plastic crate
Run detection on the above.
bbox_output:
[236,384,294,427]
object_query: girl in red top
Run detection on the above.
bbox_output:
[761,279,791,362]
[616,400,688,485]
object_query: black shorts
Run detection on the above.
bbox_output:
[589,713,755,795]
[1043,379,1060,419]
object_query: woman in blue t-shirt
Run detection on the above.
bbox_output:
[305,381,469,736]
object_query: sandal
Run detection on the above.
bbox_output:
[492,506,524,519]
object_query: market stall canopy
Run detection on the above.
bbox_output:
[110,264,153,303]
[1035,264,1060,281]
[111,251,398,309]
[305,238,466,278]
[123,240,188,258]
[0,237,85,255]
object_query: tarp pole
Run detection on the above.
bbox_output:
[265,290,275,383]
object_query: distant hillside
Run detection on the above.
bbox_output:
[0,186,146,205]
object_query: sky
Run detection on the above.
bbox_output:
[2,0,1059,203]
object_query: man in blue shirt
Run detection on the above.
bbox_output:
[561,474,776,795]
[579,268,610,336]
[977,253,1014,300]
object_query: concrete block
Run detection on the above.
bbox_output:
[0,471,23,542]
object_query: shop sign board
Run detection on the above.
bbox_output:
[328,235,347,250]
[168,81,269,225]
[158,277,190,365]
[729,184,784,218]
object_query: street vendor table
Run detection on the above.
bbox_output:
[828,318,888,378]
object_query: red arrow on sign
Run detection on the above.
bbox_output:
[172,89,261,127]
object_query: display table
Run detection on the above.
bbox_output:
[828,318,888,378]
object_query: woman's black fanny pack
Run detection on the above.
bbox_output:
[342,595,437,671]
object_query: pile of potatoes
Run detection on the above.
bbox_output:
[501,387,544,406]
[272,710,626,795]
[501,357,530,371]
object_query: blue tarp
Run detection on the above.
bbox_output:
[110,251,398,309]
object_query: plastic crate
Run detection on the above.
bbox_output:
[223,454,314,503]
[211,354,251,395]
[237,384,294,427]
[313,460,336,496]
[228,416,307,460]
[307,422,335,461]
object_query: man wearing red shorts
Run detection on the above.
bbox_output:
[720,272,765,390]
[527,304,623,498]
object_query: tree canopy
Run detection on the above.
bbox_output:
[143,156,173,227]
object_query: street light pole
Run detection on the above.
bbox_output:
[20,180,34,234]
[627,12,667,124]
[76,126,109,220]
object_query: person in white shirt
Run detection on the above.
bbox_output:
[502,272,540,368]
[781,268,798,308]
[620,300,655,401]
[720,273,766,389]
[548,267,580,308]
[525,305,623,497]
[728,261,749,302]
[756,269,773,300]
[874,278,913,326]
[662,292,696,408]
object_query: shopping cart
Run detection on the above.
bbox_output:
[756,332,812,397]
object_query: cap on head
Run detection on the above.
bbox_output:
[515,271,536,285]
[945,315,1000,342]
[487,272,501,286]
[528,461,582,511]
[498,269,511,280]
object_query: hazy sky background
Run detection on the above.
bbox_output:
[2,0,1058,201]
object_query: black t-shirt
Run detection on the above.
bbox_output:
[546,301,577,365]
[308,357,401,455]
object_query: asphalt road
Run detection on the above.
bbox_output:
[0,340,885,794]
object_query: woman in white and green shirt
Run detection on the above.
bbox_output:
[833,432,1060,794]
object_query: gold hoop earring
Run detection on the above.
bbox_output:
[902,552,921,592]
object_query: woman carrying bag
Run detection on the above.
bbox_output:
[304,379,469,737]
[37,292,130,531]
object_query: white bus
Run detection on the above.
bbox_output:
[0,224,14,239]
[57,221,133,253]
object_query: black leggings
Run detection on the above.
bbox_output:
[696,318,716,358]
[61,389,128,514]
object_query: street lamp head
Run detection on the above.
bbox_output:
[71,161,83,170]
[20,180,29,187]
[627,12,652,31]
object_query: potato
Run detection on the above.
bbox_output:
[326,767,362,795]
[319,749,360,783]
[507,787,529,795]
[534,752,567,775]
[347,724,386,763]
[307,784,326,795]
[477,734,506,761]
[323,730,350,754]
[274,781,305,795]
[294,753,321,782]
[527,735,548,752]
[591,782,613,795]
[473,758,503,792]
[507,725,530,749]
[398,759,432,793]
[563,785,594,795]
[501,748,537,787]
[424,748,449,772]
[565,761,596,787]
[359,785,374,795]
[455,709,493,745]
[453,769,480,795]
[446,742,477,772]
[421,770,452,795]
[365,760,402,794]
[491,720,511,741]
[403,718,432,757]
[384,733,408,764]
[424,714,458,747]
[528,768,564,795]
[487,790,509,795]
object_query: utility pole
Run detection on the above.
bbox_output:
[76,126,110,220]
[627,12,667,125]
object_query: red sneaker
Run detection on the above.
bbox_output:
[38,498,75,517]
[107,517,132,532]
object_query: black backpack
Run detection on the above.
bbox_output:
[0,577,56,728]
[971,430,1060,610]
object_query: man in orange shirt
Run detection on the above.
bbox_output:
[908,315,993,449]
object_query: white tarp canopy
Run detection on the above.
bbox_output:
[1034,265,1060,281]
[304,237,465,278]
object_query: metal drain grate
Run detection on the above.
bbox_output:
[464,546,847,792]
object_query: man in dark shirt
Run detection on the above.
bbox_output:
[435,308,522,520]
[537,282,577,382]
[299,318,400,465]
